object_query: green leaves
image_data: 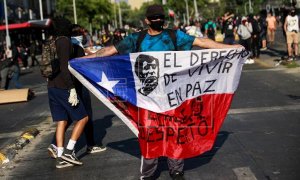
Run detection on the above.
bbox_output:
[56,0,113,29]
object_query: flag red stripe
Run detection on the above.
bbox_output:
[110,93,234,159]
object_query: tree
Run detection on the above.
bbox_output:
[56,0,113,31]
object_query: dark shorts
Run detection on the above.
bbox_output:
[223,37,235,45]
[260,31,267,40]
[48,87,87,122]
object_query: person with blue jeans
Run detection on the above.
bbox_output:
[83,4,242,180]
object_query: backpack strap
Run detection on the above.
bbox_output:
[165,29,177,51]
[135,30,148,52]
[135,29,177,52]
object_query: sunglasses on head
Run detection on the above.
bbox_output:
[147,15,165,21]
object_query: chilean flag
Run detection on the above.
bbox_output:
[69,48,249,159]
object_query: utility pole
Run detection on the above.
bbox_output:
[249,0,253,14]
[39,0,45,40]
[118,3,123,28]
[193,0,199,21]
[3,0,11,49]
[244,2,248,15]
[185,0,190,25]
[73,0,77,24]
[114,1,117,28]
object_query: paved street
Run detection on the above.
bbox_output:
[0,30,300,180]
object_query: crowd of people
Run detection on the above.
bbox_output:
[0,40,41,90]
[0,3,299,180]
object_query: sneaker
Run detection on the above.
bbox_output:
[260,47,267,51]
[170,171,185,180]
[56,157,74,169]
[248,59,255,64]
[275,60,282,67]
[293,56,299,61]
[86,145,107,154]
[47,144,57,159]
[287,57,294,62]
[61,149,83,165]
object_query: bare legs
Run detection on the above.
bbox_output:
[56,116,88,148]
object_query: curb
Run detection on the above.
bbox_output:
[255,57,300,72]
[0,128,39,165]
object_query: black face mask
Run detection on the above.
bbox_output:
[291,12,296,16]
[149,20,164,31]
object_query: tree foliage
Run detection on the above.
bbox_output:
[55,0,113,31]
[55,0,271,31]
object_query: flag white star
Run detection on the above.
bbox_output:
[97,72,119,93]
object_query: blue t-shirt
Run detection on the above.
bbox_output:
[115,30,195,54]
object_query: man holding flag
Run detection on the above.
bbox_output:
[73,4,245,180]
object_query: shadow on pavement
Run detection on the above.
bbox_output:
[107,138,140,157]
[261,46,286,58]
[76,115,113,158]
[155,131,231,178]
[106,131,231,177]
[93,115,114,144]
[287,94,300,100]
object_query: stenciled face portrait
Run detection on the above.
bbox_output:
[135,54,159,96]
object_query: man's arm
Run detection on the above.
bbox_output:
[84,45,118,58]
[193,37,242,49]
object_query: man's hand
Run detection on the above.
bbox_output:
[83,46,118,58]
[68,88,79,106]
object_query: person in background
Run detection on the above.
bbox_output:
[204,19,217,40]
[266,12,277,46]
[30,40,39,67]
[113,29,123,45]
[83,29,93,48]
[9,44,22,89]
[238,16,254,64]
[101,30,113,47]
[0,47,10,90]
[20,44,29,70]
[284,7,299,61]
[222,13,236,45]
[249,14,261,59]
[257,14,268,50]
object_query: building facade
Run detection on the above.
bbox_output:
[0,0,56,24]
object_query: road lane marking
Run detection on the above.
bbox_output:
[34,91,48,95]
[228,104,300,115]
[233,167,257,180]
[243,68,285,72]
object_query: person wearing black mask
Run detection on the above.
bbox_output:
[83,4,243,180]
[284,7,299,61]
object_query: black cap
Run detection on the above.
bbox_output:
[145,4,165,17]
